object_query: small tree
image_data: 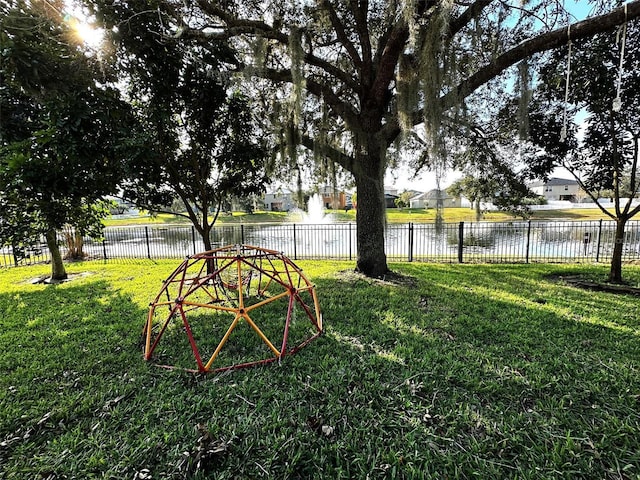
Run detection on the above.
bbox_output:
[448,177,486,221]
[529,20,640,283]
[394,191,414,209]
[0,1,139,279]
[97,4,269,251]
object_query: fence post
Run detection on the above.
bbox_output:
[348,223,352,261]
[12,243,19,267]
[102,232,108,261]
[191,226,197,254]
[525,220,531,264]
[293,224,297,260]
[458,222,464,263]
[144,226,152,259]
[408,223,414,262]
[240,224,245,245]
[596,219,603,262]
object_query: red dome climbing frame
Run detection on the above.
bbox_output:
[143,244,323,373]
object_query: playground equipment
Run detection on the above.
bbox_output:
[143,244,323,373]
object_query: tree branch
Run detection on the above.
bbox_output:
[371,1,438,111]
[304,51,360,91]
[320,0,362,68]
[299,134,355,173]
[370,21,409,109]
[193,1,286,41]
[350,0,372,74]
[255,67,361,129]
[443,1,640,110]
[561,159,616,221]
[188,2,359,96]
[448,0,494,39]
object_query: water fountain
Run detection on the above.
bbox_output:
[301,193,333,224]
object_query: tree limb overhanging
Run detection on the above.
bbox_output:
[446,2,640,110]
[137,0,640,278]
[382,2,640,146]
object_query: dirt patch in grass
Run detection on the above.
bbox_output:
[549,274,640,296]
[336,269,418,288]
[24,271,95,285]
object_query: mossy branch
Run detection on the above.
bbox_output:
[381,0,640,145]
[320,0,362,68]
[445,1,640,110]
[299,134,355,174]
[447,0,493,39]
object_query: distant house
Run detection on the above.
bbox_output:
[410,189,461,209]
[529,177,581,201]
[263,191,296,212]
[385,193,399,208]
[318,186,348,209]
[403,189,423,200]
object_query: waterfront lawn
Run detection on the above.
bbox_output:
[102,208,521,226]
[1,261,639,479]
[102,210,291,227]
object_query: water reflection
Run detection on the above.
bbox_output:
[5,220,640,265]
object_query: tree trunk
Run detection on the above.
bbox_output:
[608,217,627,284]
[46,228,67,281]
[202,223,213,251]
[64,228,84,260]
[475,200,482,222]
[354,152,388,277]
[201,223,216,274]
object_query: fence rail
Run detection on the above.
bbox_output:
[2,219,640,268]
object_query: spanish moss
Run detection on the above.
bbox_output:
[517,59,531,139]
[397,53,419,136]
[288,26,305,127]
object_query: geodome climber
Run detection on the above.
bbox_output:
[143,244,323,373]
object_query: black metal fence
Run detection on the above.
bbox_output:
[2,219,640,267]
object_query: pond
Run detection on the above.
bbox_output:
[76,220,640,264]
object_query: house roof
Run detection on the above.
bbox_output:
[529,177,579,188]
[411,189,452,200]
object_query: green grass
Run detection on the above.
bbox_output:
[1,261,639,478]
[102,211,291,227]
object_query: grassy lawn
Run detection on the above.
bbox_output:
[1,261,639,478]
[101,211,292,227]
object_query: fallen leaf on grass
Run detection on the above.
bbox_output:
[321,425,334,436]
[178,424,231,475]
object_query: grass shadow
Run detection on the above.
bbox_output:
[1,262,639,479]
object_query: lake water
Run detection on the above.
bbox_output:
[78,220,640,264]
[3,220,639,267]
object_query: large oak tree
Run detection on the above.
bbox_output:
[90,0,640,277]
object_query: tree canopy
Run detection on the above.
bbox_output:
[0,0,140,279]
[85,0,640,277]
[95,2,270,250]
[528,17,640,283]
